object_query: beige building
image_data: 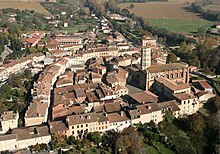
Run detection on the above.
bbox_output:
[0,111,19,134]
[129,103,162,125]
[12,125,51,149]
[0,134,17,151]
[25,59,70,126]
[145,63,190,89]
[80,47,119,60]
[0,53,45,82]
[152,77,191,98]
[0,125,51,151]
[174,93,199,115]
[108,111,131,131]
[67,113,109,139]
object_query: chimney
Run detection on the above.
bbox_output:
[120,111,124,116]
[104,112,108,117]
[147,106,151,110]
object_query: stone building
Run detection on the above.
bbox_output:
[141,47,152,70]
[0,111,19,134]
[142,63,190,90]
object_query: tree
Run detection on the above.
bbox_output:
[204,97,220,153]
[130,4,134,9]
[197,27,207,36]
[51,134,68,149]
[167,53,177,63]
[67,135,75,145]
[33,143,40,152]
[189,114,206,134]
[102,130,118,152]
[164,110,175,124]
[0,84,12,100]
[116,126,145,154]
[87,131,101,145]
[0,100,7,113]
[10,37,21,51]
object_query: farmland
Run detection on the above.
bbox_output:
[118,2,214,34]
[0,2,51,16]
[118,3,201,20]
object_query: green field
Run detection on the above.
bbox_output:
[145,142,175,154]
[148,19,213,34]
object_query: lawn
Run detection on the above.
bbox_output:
[145,145,159,154]
[0,2,51,16]
[85,147,101,154]
[145,142,175,154]
[154,142,175,154]
[85,147,111,154]
[148,18,213,34]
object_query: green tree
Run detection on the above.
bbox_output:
[167,53,177,63]
[197,27,207,36]
[51,134,68,149]
[87,131,101,145]
[189,114,206,134]
[67,135,75,145]
[10,38,21,51]
[130,4,134,9]
[116,126,145,154]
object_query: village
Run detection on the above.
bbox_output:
[0,7,218,152]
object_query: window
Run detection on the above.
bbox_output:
[72,126,74,129]
[86,124,88,127]
[77,125,79,128]
[81,125,83,128]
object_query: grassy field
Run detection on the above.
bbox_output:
[119,3,201,19]
[0,2,51,16]
[148,18,213,33]
[145,142,175,154]
[119,2,214,34]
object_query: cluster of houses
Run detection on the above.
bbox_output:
[0,53,45,82]
[0,16,217,152]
